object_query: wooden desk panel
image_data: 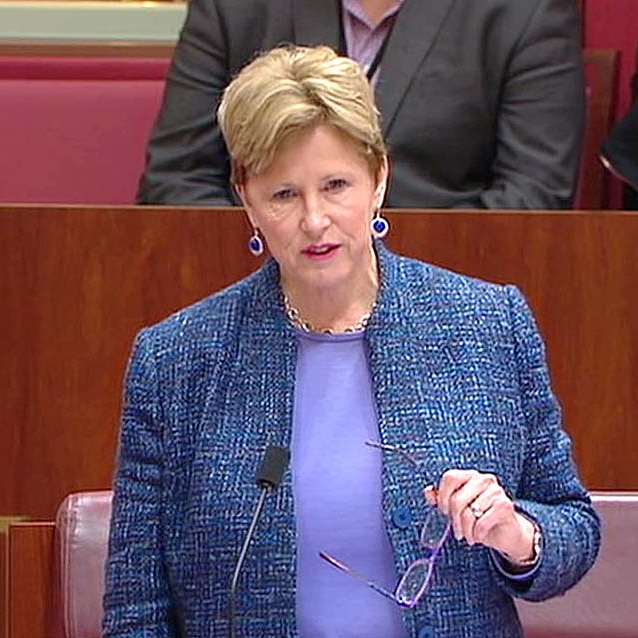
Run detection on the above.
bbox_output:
[0,207,636,531]
[0,206,257,522]
[6,523,58,638]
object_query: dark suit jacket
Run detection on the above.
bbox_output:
[137,0,585,210]
[602,44,638,207]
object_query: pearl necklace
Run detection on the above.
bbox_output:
[283,295,374,334]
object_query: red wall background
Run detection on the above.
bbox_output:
[583,0,637,118]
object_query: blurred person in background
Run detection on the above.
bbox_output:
[601,46,638,209]
[137,0,585,210]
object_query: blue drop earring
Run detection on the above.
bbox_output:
[370,209,390,239]
[248,228,264,256]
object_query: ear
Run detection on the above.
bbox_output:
[235,181,259,229]
[374,156,390,208]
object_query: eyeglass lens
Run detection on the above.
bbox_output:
[395,508,450,606]
[421,507,451,551]
[396,559,434,607]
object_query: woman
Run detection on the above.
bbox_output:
[103,46,600,638]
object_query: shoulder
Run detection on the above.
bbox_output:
[375,248,547,390]
[461,0,574,21]
[378,245,534,339]
[204,0,295,42]
[197,0,289,18]
[381,245,513,308]
[444,0,580,46]
[178,0,297,71]
[133,261,278,367]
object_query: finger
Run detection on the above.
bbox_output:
[463,484,503,544]
[460,500,484,544]
[436,469,477,516]
[467,484,515,545]
[449,473,495,520]
[448,474,498,540]
[423,484,438,507]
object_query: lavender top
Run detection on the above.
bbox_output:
[292,328,408,638]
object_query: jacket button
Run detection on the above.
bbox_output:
[392,505,412,529]
[417,625,434,638]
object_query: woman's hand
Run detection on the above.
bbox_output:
[424,469,536,564]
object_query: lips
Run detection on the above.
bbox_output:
[302,243,339,257]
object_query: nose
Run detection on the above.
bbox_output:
[299,193,329,236]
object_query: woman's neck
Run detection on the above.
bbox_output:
[281,249,379,334]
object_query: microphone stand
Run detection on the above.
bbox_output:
[228,487,271,638]
[228,445,289,638]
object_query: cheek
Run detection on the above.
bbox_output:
[259,219,298,255]
[354,204,375,232]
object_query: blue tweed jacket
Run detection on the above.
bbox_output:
[103,244,600,638]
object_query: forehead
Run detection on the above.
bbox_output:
[250,124,375,184]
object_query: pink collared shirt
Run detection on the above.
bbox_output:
[341,0,403,84]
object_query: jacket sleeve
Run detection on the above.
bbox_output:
[478,0,585,210]
[136,0,235,206]
[102,330,178,637]
[491,286,601,601]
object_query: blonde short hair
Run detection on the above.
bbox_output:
[218,45,387,184]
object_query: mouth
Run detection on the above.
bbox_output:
[302,244,340,259]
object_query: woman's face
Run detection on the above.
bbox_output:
[237,124,387,297]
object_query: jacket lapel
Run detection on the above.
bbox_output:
[292,0,341,49]
[376,0,456,133]
[367,246,452,476]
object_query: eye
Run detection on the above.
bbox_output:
[272,187,296,202]
[324,178,348,193]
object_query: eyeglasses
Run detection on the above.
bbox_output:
[319,440,451,609]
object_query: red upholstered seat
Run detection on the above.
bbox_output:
[56,491,112,638]
[0,57,169,204]
[516,492,638,637]
[53,491,638,637]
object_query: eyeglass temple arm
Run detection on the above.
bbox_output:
[318,551,398,603]
[364,439,420,466]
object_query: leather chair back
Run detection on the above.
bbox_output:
[574,49,619,209]
[56,491,112,638]
[0,56,168,204]
[55,491,638,637]
[516,492,638,637]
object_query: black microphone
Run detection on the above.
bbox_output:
[229,445,290,638]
